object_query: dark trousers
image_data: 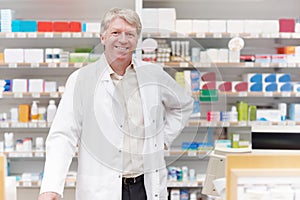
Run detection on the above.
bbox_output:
[122,174,147,200]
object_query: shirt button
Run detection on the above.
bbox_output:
[155,194,158,197]
[154,144,157,147]
[118,175,121,178]
[152,120,155,123]
[120,125,123,128]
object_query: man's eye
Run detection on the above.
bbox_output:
[112,32,119,36]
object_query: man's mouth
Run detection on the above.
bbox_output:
[115,46,130,51]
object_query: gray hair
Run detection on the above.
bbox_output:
[101,8,142,36]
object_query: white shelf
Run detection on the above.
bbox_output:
[142,32,300,39]
[0,32,98,39]
[0,92,62,99]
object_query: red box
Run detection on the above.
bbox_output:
[37,21,53,32]
[53,22,69,32]
[69,22,81,32]
[279,19,295,32]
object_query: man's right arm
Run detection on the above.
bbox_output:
[40,70,82,197]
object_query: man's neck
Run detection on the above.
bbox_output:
[105,54,132,76]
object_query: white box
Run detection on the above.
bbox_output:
[85,22,101,33]
[176,20,192,35]
[229,50,240,63]
[158,8,176,32]
[28,79,44,93]
[206,48,219,63]
[12,79,27,92]
[219,49,229,63]
[192,20,209,33]
[261,20,279,33]
[226,20,244,33]
[24,49,44,63]
[244,20,262,33]
[44,81,57,93]
[256,109,281,122]
[142,8,159,32]
[209,20,226,33]
[4,49,24,63]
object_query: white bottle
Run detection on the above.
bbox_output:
[4,132,14,152]
[31,101,39,122]
[47,100,57,123]
[230,106,238,122]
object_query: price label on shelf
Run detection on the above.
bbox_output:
[5,33,15,38]
[0,122,9,128]
[50,92,59,98]
[14,92,23,98]
[160,32,170,38]
[261,33,271,38]
[292,33,300,38]
[280,33,291,38]
[278,63,287,68]
[72,32,82,38]
[28,122,38,128]
[250,33,259,38]
[287,121,296,126]
[179,62,189,67]
[30,63,40,68]
[22,181,32,187]
[44,32,54,38]
[221,121,230,127]
[83,32,94,38]
[74,62,83,68]
[28,32,37,38]
[245,62,254,67]
[48,63,57,68]
[230,33,239,37]
[263,92,273,97]
[38,122,47,128]
[8,63,17,68]
[281,92,291,97]
[17,32,26,38]
[238,121,247,126]
[288,63,296,68]
[213,33,222,38]
[62,32,71,38]
[260,63,270,67]
[270,33,279,38]
[187,150,197,157]
[238,92,247,97]
[196,33,205,38]
[59,62,69,68]
[31,93,40,98]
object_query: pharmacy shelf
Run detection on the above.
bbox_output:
[0,92,62,99]
[142,32,300,39]
[0,32,99,39]
[188,119,300,127]
[162,62,300,69]
[15,180,202,188]
[219,91,300,98]
[0,62,89,69]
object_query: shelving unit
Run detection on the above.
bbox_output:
[0,0,299,199]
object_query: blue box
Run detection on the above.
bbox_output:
[249,83,263,92]
[263,73,276,83]
[244,73,262,83]
[279,82,293,92]
[264,82,277,92]
[277,73,291,82]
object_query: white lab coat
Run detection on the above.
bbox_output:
[40,55,193,200]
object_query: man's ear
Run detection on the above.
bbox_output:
[100,33,105,45]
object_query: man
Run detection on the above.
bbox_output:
[38,7,193,200]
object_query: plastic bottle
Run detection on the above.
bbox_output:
[47,100,57,123]
[230,106,238,122]
[31,101,39,122]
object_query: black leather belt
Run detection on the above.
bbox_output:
[122,174,144,185]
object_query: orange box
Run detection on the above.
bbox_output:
[69,22,81,32]
[19,104,30,122]
[277,46,295,54]
[0,53,4,64]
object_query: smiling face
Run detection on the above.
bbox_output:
[100,17,139,71]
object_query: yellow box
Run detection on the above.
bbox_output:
[19,104,30,122]
[0,155,5,200]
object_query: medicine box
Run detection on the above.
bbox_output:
[12,79,27,93]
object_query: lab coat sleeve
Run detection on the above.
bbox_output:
[40,70,82,197]
[161,71,194,148]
